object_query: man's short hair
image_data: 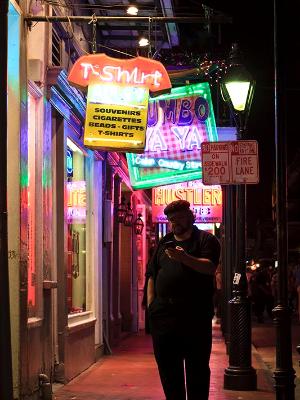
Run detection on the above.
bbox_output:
[164,200,191,216]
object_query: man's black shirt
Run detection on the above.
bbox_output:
[147,226,221,318]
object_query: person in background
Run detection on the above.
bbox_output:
[288,262,297,314]
[214,264,222,324]
[146,200,220,400]
[294,257,300,321]
[246,264,254,302]
[271,267,278,302]
[251,265,273,323]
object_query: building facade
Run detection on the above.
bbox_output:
[7,1,150,398]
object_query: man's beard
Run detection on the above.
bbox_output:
[173,224,190,236]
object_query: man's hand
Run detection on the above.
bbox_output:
[165,246,217,276]
[147,277,155,307]
[165,246,186,262]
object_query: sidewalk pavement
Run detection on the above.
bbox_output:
[54,321,277,400]
[252,318,300,399]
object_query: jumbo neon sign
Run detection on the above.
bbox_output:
[126,82,218,189]
[133,156,201,171]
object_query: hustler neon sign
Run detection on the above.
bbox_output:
[152,180,222,223]
[154,187,222,206]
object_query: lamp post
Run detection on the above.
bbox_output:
[222,43,257,390]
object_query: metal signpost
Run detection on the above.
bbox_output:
[202,139,259,390]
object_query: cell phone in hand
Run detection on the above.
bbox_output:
[163,240,177,249]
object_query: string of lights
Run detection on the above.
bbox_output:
[155,51,228,84]
[79,37,227,84]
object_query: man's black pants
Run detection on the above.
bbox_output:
[149,301,212,400]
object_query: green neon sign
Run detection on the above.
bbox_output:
[126,82,218,189]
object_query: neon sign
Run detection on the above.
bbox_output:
[68,54,171,152]
[68,54,171,92]
[152,180,222,223]
[126,82,218,189]
[133,156,201,171]
[67,181,87,222]
[80,64,163,87]
[66,148,73,177]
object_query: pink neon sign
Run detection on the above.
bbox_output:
[67,181,87,222]
[152,180,222,223]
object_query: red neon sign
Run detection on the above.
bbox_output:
[152,180,222,223]
[68,53,171,93]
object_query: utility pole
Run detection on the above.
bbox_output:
[273,1,295,398]
[0,1,13,399]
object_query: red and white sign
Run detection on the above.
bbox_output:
[68,53,171,93]
[152,180,222,223]
[201,140,259,185]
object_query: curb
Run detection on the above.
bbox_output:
[252,344,275,391]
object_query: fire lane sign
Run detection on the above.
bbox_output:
[201,140,259,185]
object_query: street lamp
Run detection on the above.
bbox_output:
[124,202,134,226]
[126,2,138,16]
[134,213,144,235]
[116,196,127,223]
[222,43,257,390]
[220,43,255,140]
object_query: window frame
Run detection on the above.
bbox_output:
[64,132,96,327]
[27,80,44,324]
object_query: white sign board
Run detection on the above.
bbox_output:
[201,140,259,185]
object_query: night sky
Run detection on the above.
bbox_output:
[175,1,300,238]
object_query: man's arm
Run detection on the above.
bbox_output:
[147,277,155,307]
[165,247,217,276]
[181,252,217,275]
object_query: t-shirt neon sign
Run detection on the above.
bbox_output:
[68,54,171,153]
[68,53,171,92]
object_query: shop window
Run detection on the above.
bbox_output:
[66,139,87,314]
[27,91,38,317]
[158,223,168,240]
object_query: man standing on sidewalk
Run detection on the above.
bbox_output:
[146,200,220,400]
